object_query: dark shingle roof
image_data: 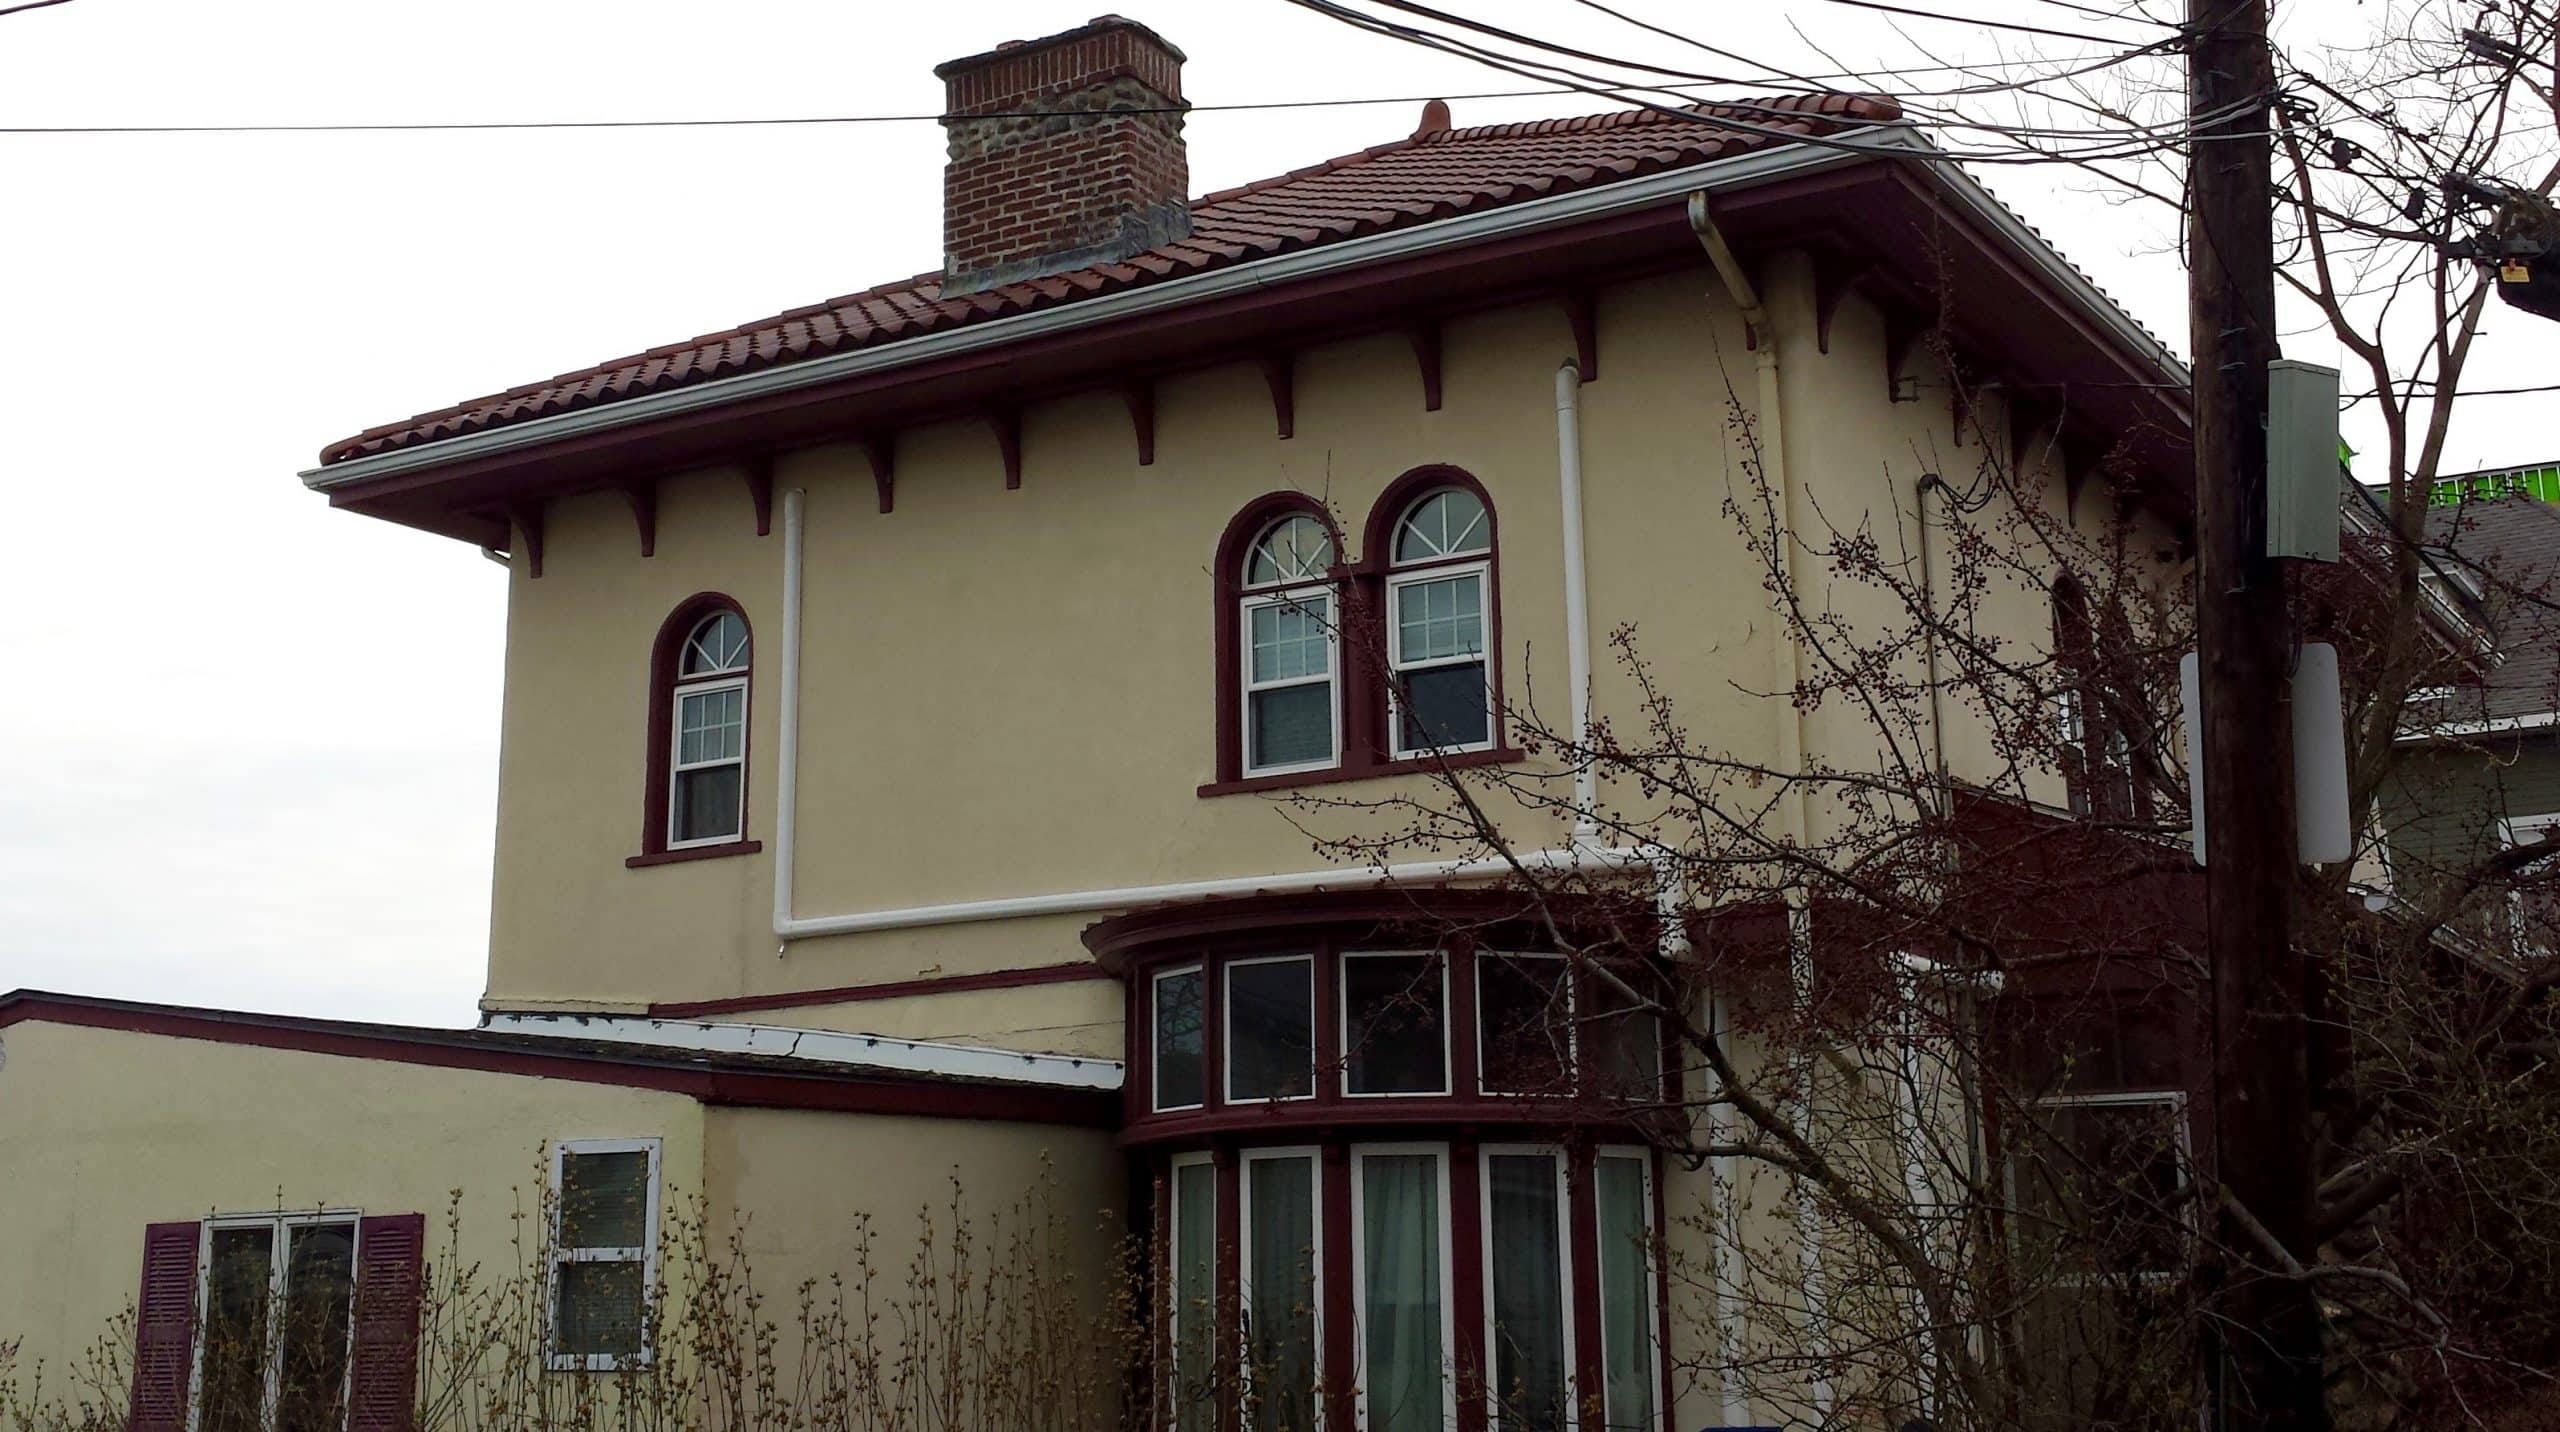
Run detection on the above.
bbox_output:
[318,93,1901,465]
[2429,496,2560,722]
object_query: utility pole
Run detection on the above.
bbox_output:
[2187,0,2327,1425]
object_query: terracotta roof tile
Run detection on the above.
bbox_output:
[319,93,1901,465]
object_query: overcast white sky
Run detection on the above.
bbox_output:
[2,0,2551,1028]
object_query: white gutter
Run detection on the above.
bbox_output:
[1556,361,1598,837]
[301,125,2182,494]
[2395,708,2560,742]
[480,1011,1122,1090]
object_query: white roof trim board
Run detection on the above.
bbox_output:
[479,1011,1124,1091]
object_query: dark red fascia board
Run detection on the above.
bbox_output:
[647,959,1115,1019]
[0,990,1115,1129]
[326,157,2195,550]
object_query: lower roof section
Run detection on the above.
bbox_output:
[0,989,1116,1127]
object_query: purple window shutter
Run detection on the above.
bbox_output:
[349,1214,426,1432]
[128,1222,200,1432]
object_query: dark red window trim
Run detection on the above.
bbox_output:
[1207,465,1509,794]
[636,593,755,862]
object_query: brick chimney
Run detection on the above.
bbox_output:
[934,15,1191,296]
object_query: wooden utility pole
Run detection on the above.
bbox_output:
[2187,0,2327,1425]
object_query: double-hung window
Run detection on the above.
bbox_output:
[1387,489,1494,758]
[549,1138,661,1371]
[195,1214,358,1432]
[1240,515,1341,777]
[669,612,750,847]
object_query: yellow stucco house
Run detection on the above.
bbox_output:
[0,13,2196,1432]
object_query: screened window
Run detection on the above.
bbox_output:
[1155,966,1207,1111]
[1483,1150,1571,1432]
[1241,515,1340,776]
[1342,953,1449,1096]
[1387,489,1493,758]
[1354,1147,1451,1432]
[1228,956,1316,1102]
[1242,1150,1321,1432]
[197,1216,356,1432]
[1171,1155,1220,1432]
[669,610,750,848]
[1594,1151,1660,1431]
[1478,953,1571,1095]
[551,1138,659,1370]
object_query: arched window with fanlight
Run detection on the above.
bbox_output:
[634,597,758,864]
[1384,486,1495,758]
[1238,513,1341,778]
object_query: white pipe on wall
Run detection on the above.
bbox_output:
[1556,361,1599,838]
[772,488,807,942]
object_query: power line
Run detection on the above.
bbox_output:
[0,0,77,16]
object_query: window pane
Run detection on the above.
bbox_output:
[1246,1157,1319,1432]
[1394,489,1490,562]
[1396,575,1483,662]
[1360,1152,1445,1432]
[277,1223,355,1432]
[1155,969,1205,1109]
[1398,661,1489,752]
[1345,956,1447,1095]
[202,1227,273,1432]
[1229,959,1315,1101]
[1173,1161,1219,1432]
[555,1261,645,1358]
[1479,956,1570,1095]
[678,686,746,763]
[681,612,749,675]
[1251,596,1333,683]
[1250,683,1335,770]
[1595,1157,1657,1431]
[561,1150,650,1250]
[672,764,744,844]
[1246,516,1335,587]
[1486,1154,1568,1432]
[1583,975,1662,1104]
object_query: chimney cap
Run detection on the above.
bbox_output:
[934,13,1188,80]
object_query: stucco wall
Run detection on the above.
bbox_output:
[0,1020,703,1381]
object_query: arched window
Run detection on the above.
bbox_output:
[636,598,756,862]
[1384,486,1495,758]
[1238,513,1341,777]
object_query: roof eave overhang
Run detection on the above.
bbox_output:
[304,125,2193,546]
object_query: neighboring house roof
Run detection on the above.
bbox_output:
[318,94,1899,466]
[2424,495,2560,726]
[0,989,1116,1126]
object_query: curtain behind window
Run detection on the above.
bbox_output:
[1361,1154,1446,1432]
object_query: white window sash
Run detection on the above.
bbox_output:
[187,1210,362,1432]
[1153,965,1208,1113]
[1241,584,1342,778]
[547,1137,663,1372]
[1473,950,1574,1098]
[667,675,749,849]
[1225,954,1318,1105]
[1347,1142,1458,1432]
[1339,951,1453,1098]
[1238,1145,1325,1420]
[1479,1144,1579,1432]
[1593,1146,1666,1432]
[1384,562,1494,759]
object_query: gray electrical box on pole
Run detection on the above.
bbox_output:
[2267,359,2343,562]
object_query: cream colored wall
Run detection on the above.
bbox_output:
[486,267,1775,1025]
[698,1105,1124,1387]
[0,1020,702,1380]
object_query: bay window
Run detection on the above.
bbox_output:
[1341,953,1449,1096]
[1353,1146,1454,1432]
[1241,1149,1321,1432]
[1227,955,1316,1102]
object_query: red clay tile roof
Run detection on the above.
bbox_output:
[319,93,1902,465]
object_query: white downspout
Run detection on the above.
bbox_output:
[772,487,806,944]
[1689,191,1833,1422]
[1556,361,1599,840]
